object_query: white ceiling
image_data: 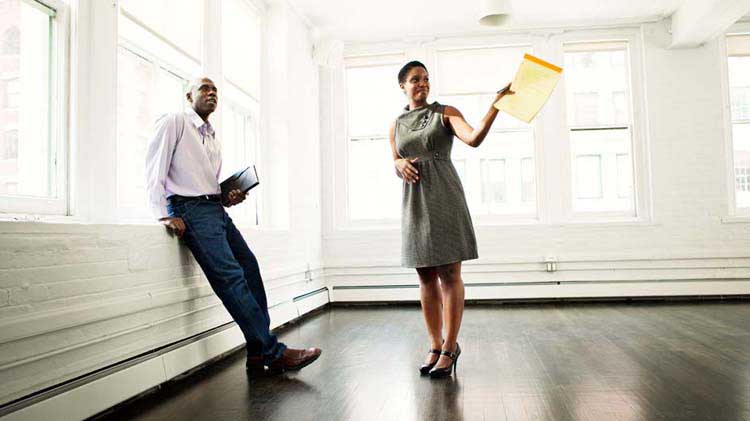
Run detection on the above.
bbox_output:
[288,0,687,43]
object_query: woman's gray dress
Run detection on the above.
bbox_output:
[395,102,478,268]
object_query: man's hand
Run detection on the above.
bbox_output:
[160,217,186,238]
[225,189,247,207]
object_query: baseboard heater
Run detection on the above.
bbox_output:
[0,287,331,419]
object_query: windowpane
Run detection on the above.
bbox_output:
[345,61,404,220]
[575,155,602,199]
[435,46,526,95]
[521,157,535,202]
[453,131,536,216]
[348,138,401,220]
[116,47,186,212]
[727,35,750,209]
[0,0,56,198]
[570,129,634,212]
[222,0,261,96]
[565,44,635,215]
[119,0,203,59]
[616,153,633,198]
[732,123,750,207]
[222,103,259,224]
[436,45,537,218]
[481,159,506,204]
[565,48,630,127]
[346,64,403,137]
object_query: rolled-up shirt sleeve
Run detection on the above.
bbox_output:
[145,114,179,220]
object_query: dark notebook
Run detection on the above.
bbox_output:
[220,166,259,203]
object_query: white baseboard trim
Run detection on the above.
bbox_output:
[1,288,330,421]
[330,279,750,302]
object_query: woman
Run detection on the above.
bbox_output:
[388,61,513,379]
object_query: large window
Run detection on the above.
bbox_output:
[337,32,649,227]
[116,1,201,218]
[344,55,404,220]
[564,42,635,215]
[0,0,67,214]
[726,34,750,210]
[220,0,262,225]
[436,45,536,218]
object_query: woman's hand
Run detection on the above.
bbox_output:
[395,158,420,184]
[494,82,515,102]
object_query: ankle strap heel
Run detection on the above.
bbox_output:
[419,348,442,375]
[428,343,461,379]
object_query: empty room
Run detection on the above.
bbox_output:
[1,0,749,420]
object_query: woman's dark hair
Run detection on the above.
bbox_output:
[398,60,428,84]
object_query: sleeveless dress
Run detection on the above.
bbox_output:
[395,102,478,268]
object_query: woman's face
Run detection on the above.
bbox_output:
[401,66,430,103]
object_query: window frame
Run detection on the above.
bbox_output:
[0,0,70,216]
[721,25,750,219]
[114,42,191,221]
[115,5,201,221]
[338,52,405,228]
[433,42,542,223]
[332,29,652,231]
[220,80,262,227]
[556,30,651,223]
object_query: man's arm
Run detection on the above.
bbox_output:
[145,114,184,236]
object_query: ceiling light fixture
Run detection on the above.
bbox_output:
[479,0,511,26]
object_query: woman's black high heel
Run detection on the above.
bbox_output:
[419,348,442,375]
[428,343,461,379]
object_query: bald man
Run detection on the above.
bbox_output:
[145,77,321,375]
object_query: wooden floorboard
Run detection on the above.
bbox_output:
[95,302,750,421]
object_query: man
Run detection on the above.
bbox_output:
[145,76,321,375]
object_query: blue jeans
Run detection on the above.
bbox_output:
[167,197,286,364]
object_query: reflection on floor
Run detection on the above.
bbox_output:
[96,302,750,421]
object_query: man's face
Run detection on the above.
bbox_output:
[187,78,218,116]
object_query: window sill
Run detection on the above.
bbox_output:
[721,215,750,224]
[553,218,658,228]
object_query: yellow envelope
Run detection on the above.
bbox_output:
[495,54,563,123]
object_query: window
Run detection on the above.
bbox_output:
[116,47,187,214]
[436,45,537,218]
[480,159,506,205]
[221,93,260,225]
[118,0,202,60]
[336,31,649,228]
[726,34,750,210]
[520,157,535,202]
[575,155,602,199]
[565,42,635,214]
[221,0,262,225]
[116,2,200,218]
[345,56,404,220]
[222,0,261,98]
[0,0,66,212]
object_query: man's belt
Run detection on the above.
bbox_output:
[167,194,222,203]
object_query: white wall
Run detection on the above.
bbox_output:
[0,0,325,413]
[320,22,750,301]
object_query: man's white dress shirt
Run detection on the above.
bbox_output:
[145,107,222,219]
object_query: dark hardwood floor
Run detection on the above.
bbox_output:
[95,301,750,421]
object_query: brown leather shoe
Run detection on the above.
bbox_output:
[267,347,322,374]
